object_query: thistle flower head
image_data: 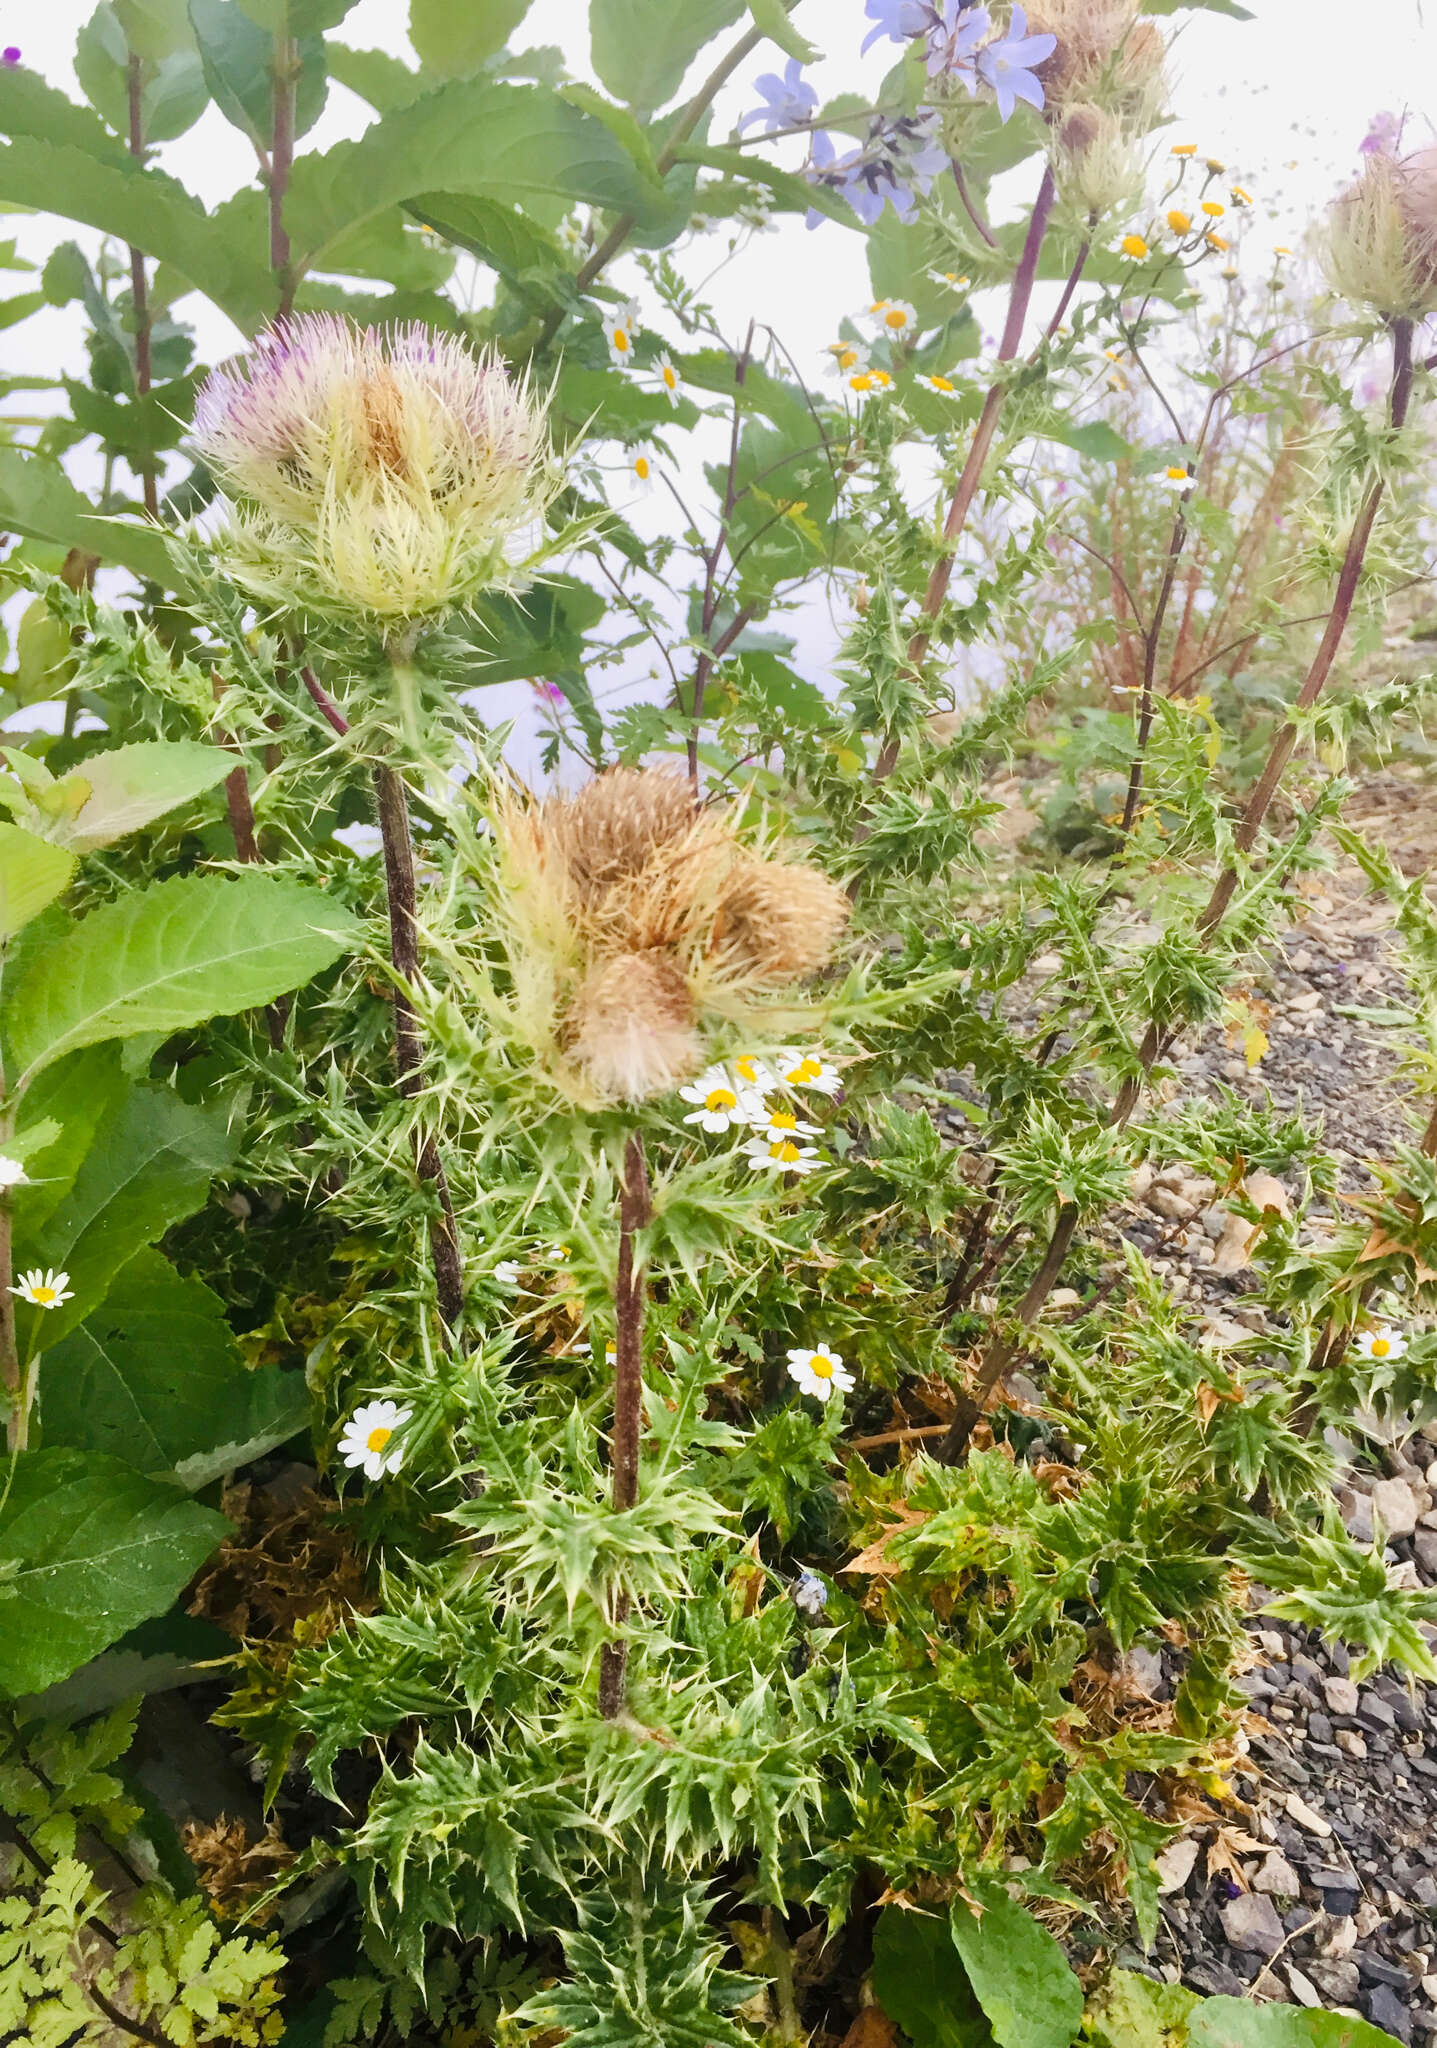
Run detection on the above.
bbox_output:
[1325,148,1437,319]
[1024,0,1166,124]
[1050,101,1144,218]
[191,314,555,621]
[482,768,848,1108]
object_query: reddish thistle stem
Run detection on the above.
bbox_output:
[124,56,158,520]
[598,1133,652,1720]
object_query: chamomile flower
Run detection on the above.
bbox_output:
[493,1259,525,1287]
[1166,209,1193,234]
[848,368,893,396]
[1356,1325,1408,1363]
[929,270,971,289]
[10,1267,71,1310]
[0,1156,27,1190]
[775,1049,842,1095]
[1158,463,1194,491]
[1205,232,1230,253]
[1113,232,1151,261]
[786,1344,855,1403]
[337,1398,413,1481]
[919,373,961,397]
[744,1133,823,1174]
[753,1105,823,1142]
[732,1053,777,1093]
[1171,143,1197,158]
[627,444,657,492]
[1200,199,1225,220]
[1231,185,1253,207]
[557,214,586,256]
[680,1065,762,1133]
[654,351,681,406]
[606,299,640,368]
[825,340,870,377]
[869,297,917,338]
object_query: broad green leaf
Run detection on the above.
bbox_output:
[0,1449,229,1697]
[76,6,209,143]
[589,0,745,113]
[114,0,198,58]
[279,78,668,273]
[747,0,817,62]
[16,1080,235,1342]
[950,1893,1085,2048]
[64,370,202,460]
[871,1907,994,2048]
[8,1047,129,1233]
[8,869,359,1086]
[0,822,76,938]
[1043,419,1132,463]
[0,45,136,165]
[188,0,328,147]
[14,597,78,706]
[236,0,357,31]
[13,1610,234,1718]
[1083,1971,1197,2047]
[0,449,178,588]
[404,190,568,285]
[23,740,233,853]
[409,0,532,74]
[1190,2004,1403,2047]
[326,41,423,111]
[43,1248,308,1488]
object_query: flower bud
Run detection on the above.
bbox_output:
[1050,101,1144,219]
[1325,148,1437,319]
[1025,0,1167,126]
[191,314,556,621]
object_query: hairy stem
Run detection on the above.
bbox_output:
[301,662,351,736]
[598,1132,652,1720]
[873,164,1057,784]
[124,56,158,520]
[938,1206,1078,1463]
[373,763,465,1330]
[1119,494,1190,833]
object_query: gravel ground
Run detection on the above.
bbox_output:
[942,776,1437,2031]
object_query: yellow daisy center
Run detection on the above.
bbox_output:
[835,345,860,368]
[705,1087,737,1111]
[1201,200,1224,217]
[883,308,909,329]
[1120,235,1149,259]
[735,1057,759,1081]
[928,375,955,392]
[1171,144,1196,157]
[1206,233,1229,251]
[771,1140,801,1162]
[366,1426,393,1453]
[1372,1337,1391,1358]
[790,1058,821,1081]
[1167,210,1192,233]
[634,456,650,479]
[32,1286,56,1305]
[769,1112,798,1131]
[613,328,630,351]
[850,374,873,392]
[870,371,892,387]
[810,1355,834,1379]
[1166,466,1189,481]
[869,300,890,313]
[662,365,677,388]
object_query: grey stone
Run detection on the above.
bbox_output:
[1286,1964,1323,2008]
[1307,1958,1362,2003]
[1366,1984,1414,2043]
[1221,1891,1286,1958]
[1417,1533,1437,1578]
[1325,1675,1361,1716]
[1373,1476,1423,1539]
[1253,1853,1302,1897]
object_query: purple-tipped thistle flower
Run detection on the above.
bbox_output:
[1360,110,1403,157]
[191,314,555,621]
[741,56,818,135]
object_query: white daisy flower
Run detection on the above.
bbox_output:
[493,1259,525,1287]
[0,1155,28,1190]
[653,351,681,406]
[1157,463,1194,491]
[606,299,640,369]
[744,1133,823,1174]
[731,1053,777,1093]
[786,1344,855,1402]
[866,298,917,338]
[846,368,893,397]
[10,1267,72,1310]
[775,1049,842,1095]
[1112,232,1152,261]
[679,1065,763,1133]
[557,213,586,256]
[754,1106,823,1142]
[825,340,870,378]
[928,270,971,290]
[918,373,961,398]
[1356,1326,1408,1363]
[627,444,657,492]
[337,1398,414,1481]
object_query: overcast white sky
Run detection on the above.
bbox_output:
[4,0,1435,768]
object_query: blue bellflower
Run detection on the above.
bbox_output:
[926,0,992,81]
[741,56,819,135]
[975,4,1055,122]
[806,116,947,228]
[860,0,937,52]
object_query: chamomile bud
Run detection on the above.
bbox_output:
[191,315,556,622]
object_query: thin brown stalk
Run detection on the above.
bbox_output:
[301,663,351,736]
[0,1198,19,1452]
[373,764,465,1330]
[950,158,998,250]
[598,1132,652,1720]
[872,164,1057,784]
[125,56,158,520]
[1119,494,1190,833]
[1042,229,1093,344]
[937,1205,1078,1463]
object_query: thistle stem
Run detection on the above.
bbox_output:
[372,762,465,1331]
[938,1205,1077,1464]
[124,55,158,520]
[598,1132,651,1721]
[872,163,1057,785]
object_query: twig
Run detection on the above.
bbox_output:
[1042,227,1094,343]
[1120,493,1191,833]
[847,1421,950,1453]
[950,158,998,250]
[598,1132,652,1719]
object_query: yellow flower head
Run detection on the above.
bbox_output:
[1171,143,1197,158]
[1205,232,1229,252]
[1231,185,1253,206]
[1201,199,1225,218]
[1117,233,1150,260]
[1167,209,1192,234]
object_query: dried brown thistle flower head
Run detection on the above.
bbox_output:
[1025,0,1166,122]
[487,766,849,1105]
[1326,148,1437,319]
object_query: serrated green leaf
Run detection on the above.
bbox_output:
[589,0,745,113]
[872,1907,994,2048]
[8,869,359,1086]
[324,40,422,112]
[0,1449,229,1697]
[747,0,816,62]
[1043,419,1132,463]
[76,7,209,144]
[0,822,76,938]
[0,449,175,585]
[22,740,233,852]
[1083,1970,1197,2047]
[403,190,567,284]
[187,0,327,147]
[43,1248,308,1488]
[1190,2003,1401,2047]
